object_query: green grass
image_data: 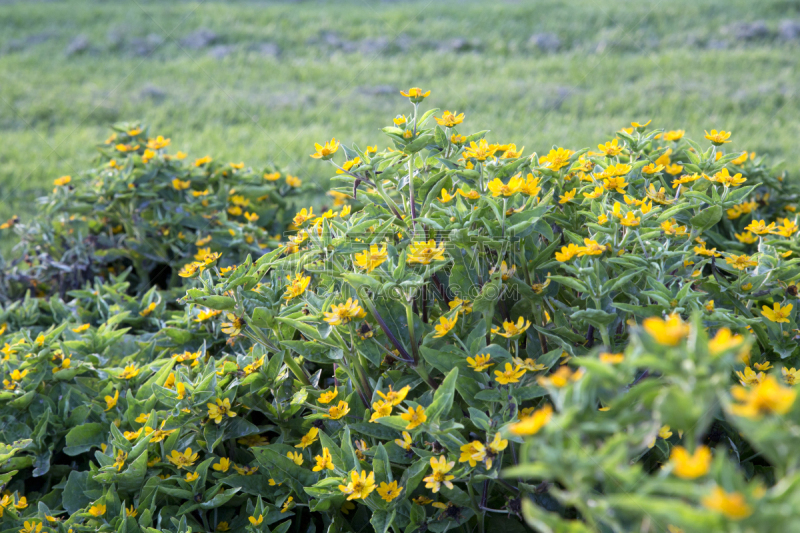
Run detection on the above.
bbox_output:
[1,0,799,223]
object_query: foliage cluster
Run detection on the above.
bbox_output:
[2,89,800,533]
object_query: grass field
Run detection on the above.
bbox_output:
[1,0,799,224]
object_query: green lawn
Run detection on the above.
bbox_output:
[1,0,799,223]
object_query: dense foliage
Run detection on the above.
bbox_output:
[1,124,310,299]
[2,89,800,533]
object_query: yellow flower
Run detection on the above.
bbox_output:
[725,254,757,271]
[463,139,497,161]
[339,470,377,500]
[735,231,758,244]
[435,110,464,127]
[555,243,581,262]
[370,400,392,423]
[313,448,335,472]
[708,328,745,357]
[602,176,628,194]
[310,138,340,159]
[213,458,231,472]
[72,323,91,333]
[171,178,191,191]
[113,450,127,471]
[466,354,493,372]
[395,431,413,451]
[104,389,119,411]
[783,367,800,385]
[118,364,140,380]
[167,448,199,469]
[577,238,606,256]
[145,421,177,443]
[318,387,338,404]
[233,464,259,475]
[704,129,732,145]
[502,144,524,158]
[583,186,604,199]
[537,366,584,388]
[671,173,701,188]
[423,455,456,493]
[401,405,427,430]
[207,398,237,424]
[762,302,793,323]
[558,189,576,204]
[510,404,554,436]
[644,184,675,205]
[124,428,142,440]
[457,187,480,200]
[597,139,623,156]
[661,219,688,236]
[448,298,473,315]
[619,211,640,227]
[281,496,294,513]
[54,175,72,187]
[492,317,531,338]
[647,425,674,448]
[642,313,690,346]
[730,375,796,418]
[459,441,486,467]
[701,486,751,519]
[19,521,43,533]
[433,315,458,338]
[326,400,350,420]
[599,352,624,364]
[711,168,746,187]
[88,503,107,517]
[286,451,303,465]
[249,515,264,526]
[140,302,157,317]
[669,445,711,479]
[772,218,799,237]
[662,130,685,141]
[400,87,431,102]
[744,219,775,235]
[641,163,665,174]
[406,239,447,265]
[665,163,683,175]
[185,472,199,482]
[377,480,403,502]
[324,298,367,326]
[694,244,721,257]
[355,244,388,272]
[487,174,524,197]
[286,175,302,187]
[293,207,316,226]
[494,363,526,385]
[296,427,319,449]
[438,188,454,203]
[283,273,311,300]
[539,147,573,170]
[486,432,508,468]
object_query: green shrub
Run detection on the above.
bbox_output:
[1,123,311,300]
[2,89,800,533]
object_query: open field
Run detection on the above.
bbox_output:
[1,0,799,223]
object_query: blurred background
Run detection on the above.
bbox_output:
[1,0,799,223]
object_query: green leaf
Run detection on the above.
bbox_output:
[571,308,617,328]
[690,205,722,231]
[371,509,395,533]
[425,367,458,422]
[63,423,106,456]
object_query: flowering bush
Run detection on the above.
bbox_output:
[2,88,800,533]
[1,123,310,300]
